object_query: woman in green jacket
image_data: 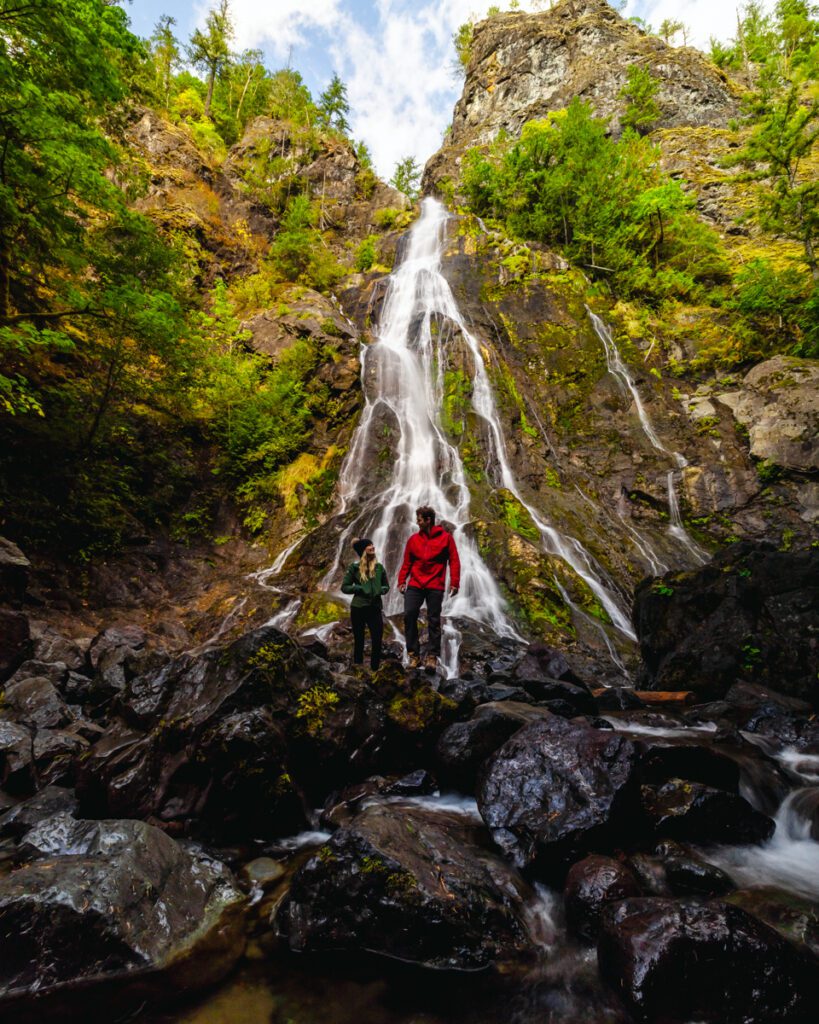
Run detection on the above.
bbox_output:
[341,538,389,670]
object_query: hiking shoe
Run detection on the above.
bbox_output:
[407,652,420,669]
[424,654,438,671]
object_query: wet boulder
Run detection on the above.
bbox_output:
[1,677,75,731]
[653,840,735,898]
[640,779,775,845]
[28,622,86,672]
[0,818,246,1019]
[436,701,550,791]
[277,800,538,970]
[77,627,311,838]
[633,542,819,706]
[726,886,819,959]
[509,642,581,685]
[0,787,79,842]
[598,898,818,1023]
[564,855,642,941]
[477,715,642,876]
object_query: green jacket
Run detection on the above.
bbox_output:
[341,561,389,608]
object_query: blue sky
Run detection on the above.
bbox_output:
[122,1,775,178]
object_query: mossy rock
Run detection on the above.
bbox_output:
[294,593,347,630]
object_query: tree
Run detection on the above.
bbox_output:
[391,156,421,201]
[658,19,684,44]
[452,21,475,74]
[733,71,819,281]
[187,0,234,118]
[150,14,180,109]
[318,72,351,134]
[620,64,662,136]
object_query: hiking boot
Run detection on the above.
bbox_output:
[407,652,420,669]
[424,653,438,671]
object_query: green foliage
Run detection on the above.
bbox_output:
[296,685,340,737]
[729,260,817,356]
[453,21,475,72]
[187,0,233,118]
[620,64,662,135]
[354,236,379,272]
[268,68,316,123]
[390,156,422,202]
[460,100,727,302]
[269,196,343,289]
[318,72,351,134]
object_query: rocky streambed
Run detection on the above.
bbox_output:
[0,537,817,1023]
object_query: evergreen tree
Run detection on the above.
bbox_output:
[391,156,421,201]
[318,73,351,134]
[620,64,662,136]
[150,14,180,109]
[187,0,234,118]
[658,19,684,44]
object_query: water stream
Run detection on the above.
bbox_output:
[318,199,635,674]
[587,311,707,566]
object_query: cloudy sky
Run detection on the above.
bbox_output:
[123,0,776,178]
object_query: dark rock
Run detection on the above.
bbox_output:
[641,779,775,845]
[2,677,75,731]
[277,800,537,970]
[626,852,672,897]
[6,660,69,689]
[382,768,436,796]
[28,623,86,672]
[61,671,95,706]
[633,542,819,706]
[0,610,30,682]
[594,687,645,712]
[564,855,642,941]
[436,701,550,792]
[598,898,818,1023]
[510,643,580,685]
[0,787,78,841]
[477,715,642,876]
[520,677,595,714]
[654,840,735,897]
[724,681,819,754]
[0,818,246,1017]
[485,682,536,704]
[789,787,819,840]
[638,738,742,793]
[726,886,819,959]
[0,537,30,606]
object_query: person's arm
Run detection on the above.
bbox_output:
[447,532,460,593]
[380,565,390,595]
[397,539,413,592]
[341,564,362,595]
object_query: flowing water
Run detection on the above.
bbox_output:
[587,311,707,566]
[315,198,634,675]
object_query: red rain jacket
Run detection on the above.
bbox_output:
[398,526,460,591]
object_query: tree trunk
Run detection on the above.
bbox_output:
[204,64,216,118]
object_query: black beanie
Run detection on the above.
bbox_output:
[353,537,373,557]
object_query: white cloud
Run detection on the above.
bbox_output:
[194,0,343,57]
[215,0,780,180]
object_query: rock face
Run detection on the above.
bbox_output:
[564,855,642,941]
[277,799,537,970]
[598,898,818,1023]
[634,541,819,706]
[0,817,245,1017]
[718,356,819,475]
[477,715,642,875]
[424,0,739,190]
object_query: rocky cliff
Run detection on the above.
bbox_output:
[424,0,740,193]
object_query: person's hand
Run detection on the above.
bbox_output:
[449,586,459,598]
[399,583,406,594]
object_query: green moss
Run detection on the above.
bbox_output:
[294,592,346,630]
[441,369,471,438]
[248,639,291,674]
[360,855,388,875]
[491,489,539,542]
[387,686,457,733]
[295,685,340,737]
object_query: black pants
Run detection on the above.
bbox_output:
[351,604,384,669]
[404,587,444,656]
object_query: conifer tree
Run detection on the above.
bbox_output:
[188,0,234,118]
[391,156,421,201]
[150,14,180,109]
[318,73,351,134]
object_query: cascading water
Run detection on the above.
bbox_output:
[588,310,708,566]
[321,198,635,674]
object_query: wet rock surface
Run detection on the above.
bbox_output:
[477,714,642,875]
[634,541,819,705]
[277,799,537,970]
[598,898,818,1024]
[640,778,775,845]
[0,817,246,1017]
[564,855,642,941]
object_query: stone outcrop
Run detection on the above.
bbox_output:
[424,0,740,191]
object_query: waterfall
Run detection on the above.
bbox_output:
[588,311,707,566]
[322,198,635,672]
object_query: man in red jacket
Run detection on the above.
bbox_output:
[398,505,460,670]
